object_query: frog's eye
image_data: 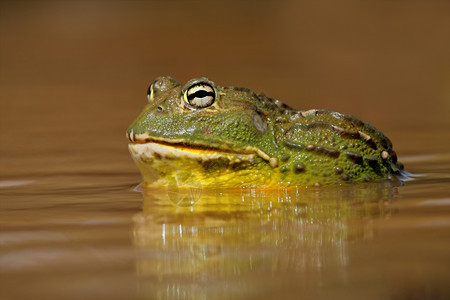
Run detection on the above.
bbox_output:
[147,76,181,103]
[147,81,156,102]
[182,82,217,109]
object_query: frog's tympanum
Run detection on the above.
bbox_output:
[127,76,404,189]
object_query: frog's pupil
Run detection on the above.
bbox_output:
[187,90,213,100]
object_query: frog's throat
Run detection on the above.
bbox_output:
[128,142,273,189]
[126,131,272,162]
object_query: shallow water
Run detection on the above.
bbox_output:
[1,1,450,299]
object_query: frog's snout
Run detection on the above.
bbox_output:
[126,130,134,143]
[126,130,142,143]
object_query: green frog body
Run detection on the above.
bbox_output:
[127,76,404,189]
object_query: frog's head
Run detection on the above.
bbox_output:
[126,76,283,188]
[127,76,282,157]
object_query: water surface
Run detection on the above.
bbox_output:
[1,148,449,299]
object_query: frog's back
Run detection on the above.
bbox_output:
[271,105,404,186]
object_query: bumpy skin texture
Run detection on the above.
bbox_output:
[127,76,404,188]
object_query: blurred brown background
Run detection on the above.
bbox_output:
[1,0,449,175]
[1,2,450,299]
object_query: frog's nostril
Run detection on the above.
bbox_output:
[157,106,164,112]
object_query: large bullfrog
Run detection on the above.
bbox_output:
[127,76,404,189]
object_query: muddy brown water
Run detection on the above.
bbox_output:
[1,1,449,299]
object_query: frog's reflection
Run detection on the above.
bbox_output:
[132,183,398,299]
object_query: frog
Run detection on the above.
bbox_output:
[127,76,405,189]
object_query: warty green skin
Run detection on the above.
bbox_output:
[127,76,404,188]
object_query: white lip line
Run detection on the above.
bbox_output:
[126,130,271,161]
[130,140,238,155]
[129,138,245,155]
[128,142,257,163]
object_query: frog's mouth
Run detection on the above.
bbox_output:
[128,142,258,167]
[126,131,271,161]
[126,131,274,189]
